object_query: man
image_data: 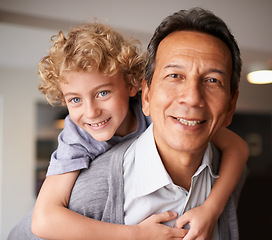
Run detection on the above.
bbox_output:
[121,8,243,239]
[75,7,246,239]
[9,8,245,240]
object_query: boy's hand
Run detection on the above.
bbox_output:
[136,211,188,240]
[174,205,217,240]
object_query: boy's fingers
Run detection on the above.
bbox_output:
[172,228,189,238]
[181,230,198,240]
[175,213,189,229]
[149,211,178,223]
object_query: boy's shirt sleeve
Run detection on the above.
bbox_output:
[46,115,109,176]
[46,94,151,176]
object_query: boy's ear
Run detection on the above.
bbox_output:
[141,80,151,116]
[129,85,138,97]
[224,90,239,127]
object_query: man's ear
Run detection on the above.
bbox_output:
[224,90,239,127]
[141,80,151,116]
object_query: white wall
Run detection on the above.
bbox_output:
[0,22,53,238]
[0,67,44,239]
[0,95,3,237]
[1,0,272,53]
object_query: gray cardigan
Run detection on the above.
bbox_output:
[8,137,245,240]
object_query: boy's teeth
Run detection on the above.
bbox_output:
[177,118,200,126]
[91,119,109,127]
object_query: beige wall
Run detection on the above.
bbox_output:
[0,67,43,239]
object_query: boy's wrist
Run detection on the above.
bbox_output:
[126,225,144,240]
[203,197,224,220]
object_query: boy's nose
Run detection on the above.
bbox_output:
[85,102,101,119]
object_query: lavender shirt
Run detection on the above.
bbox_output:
[47,93,151,176]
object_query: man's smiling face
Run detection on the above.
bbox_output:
[142,31,238,158]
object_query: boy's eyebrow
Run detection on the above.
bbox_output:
[62,92,79,98]
[62,83,114,98]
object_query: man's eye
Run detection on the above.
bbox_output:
[168,74,180,78]
[209,78,221,84]
[98,91,108,97]
[71,97,81,103]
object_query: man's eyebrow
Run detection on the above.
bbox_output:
[164,64,184,69]
[165,64,227,76]
[208,68,226,76]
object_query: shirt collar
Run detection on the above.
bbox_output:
[132,124,219,199]
[194,143,219,179]
[133,124,172,198]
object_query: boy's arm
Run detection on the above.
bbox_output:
[32,172,187,240]
[207,127,249,216]
[175,127,249,239]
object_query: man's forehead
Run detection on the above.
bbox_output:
[158,31,229,54]
[155,31,232,71]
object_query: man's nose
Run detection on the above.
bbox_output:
[178,79,205,108]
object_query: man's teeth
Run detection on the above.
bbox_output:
[90,119,109,127]
[177,118,200,126]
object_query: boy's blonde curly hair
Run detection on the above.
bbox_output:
[38,21,146,105]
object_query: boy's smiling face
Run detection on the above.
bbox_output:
[59,71,138,142]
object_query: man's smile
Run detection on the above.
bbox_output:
[176,118,201,126]
[172,116,206,127]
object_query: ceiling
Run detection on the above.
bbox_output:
[1,0,272,112]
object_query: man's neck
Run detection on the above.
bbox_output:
[157,146,207,191]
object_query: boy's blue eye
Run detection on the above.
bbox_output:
[71,97,81,103]
[98,91,108,97]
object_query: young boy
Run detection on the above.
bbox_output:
[31,22,248,240]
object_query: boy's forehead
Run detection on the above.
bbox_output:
[60,70,126,86]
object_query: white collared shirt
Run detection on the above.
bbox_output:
[123,124,219,239]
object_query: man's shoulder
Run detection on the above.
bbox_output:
[68,136,138,222]
[71,136,138,191]
[99,136,138,161]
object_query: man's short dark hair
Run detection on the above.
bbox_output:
[145,7,241,97]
